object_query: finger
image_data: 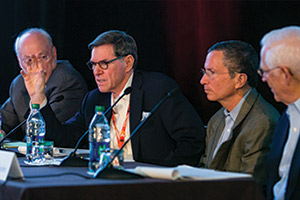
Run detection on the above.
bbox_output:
[39,68,47,81]
[20,70,27,78]
[37,59,44,70]
[31,57,38,70]
[38,68,46,74]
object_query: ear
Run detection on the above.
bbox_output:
[124,54,134,72]
[52,46,57,60]
[235,73,248,89]
[281,66,293,85]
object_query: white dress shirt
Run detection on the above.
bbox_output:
[110,73,134,161]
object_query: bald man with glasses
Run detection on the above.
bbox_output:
[0,28,88,140]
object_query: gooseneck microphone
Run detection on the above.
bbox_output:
[0,95,65,148]
[59,87,133,167]
[93,87,179,179]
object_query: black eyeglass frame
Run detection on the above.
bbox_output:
[86,55,126,70]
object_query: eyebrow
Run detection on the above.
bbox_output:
[92,57,114,63]
[205,67,215,71]
[22,51,49,57]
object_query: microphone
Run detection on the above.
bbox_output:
[93,87,178,179]
[0,95,65,148]
[59,87,133,167]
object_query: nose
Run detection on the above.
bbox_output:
[200,73,208,85]
[93,65,104,75]
[260,72,268,82]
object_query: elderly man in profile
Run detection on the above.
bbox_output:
[199,40,279,186]
[0,28,88,139]
[260,25,300,200]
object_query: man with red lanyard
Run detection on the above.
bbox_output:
[21,30,205,167]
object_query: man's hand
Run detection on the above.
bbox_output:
[20,57,46,105]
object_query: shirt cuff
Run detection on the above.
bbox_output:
[28,98,48,110]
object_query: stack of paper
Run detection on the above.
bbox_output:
[134,165,252,180]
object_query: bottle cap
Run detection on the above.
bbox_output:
[95,105,105,112]
[31,104,40,109]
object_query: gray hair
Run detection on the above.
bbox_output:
[260,25,300,75]
[88,30,138,68]
[14,28,53,56]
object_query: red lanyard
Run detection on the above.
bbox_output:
[112,105,130,148]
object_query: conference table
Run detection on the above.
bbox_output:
[0,155,264,200]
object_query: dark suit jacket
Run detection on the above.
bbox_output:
[42,70,205,166]
[0,60,88,140]
[201,89,279,185]
[266,111,300,200]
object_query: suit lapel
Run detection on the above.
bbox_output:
[286,137,300,199]
[284,111,300,199]
[207,111,226,167]
[129,71,143,158]
[210,89,258,169]
[104,95,112,120]
[266,112,289,200]
[232,89,258,131]
[272,112,289,161]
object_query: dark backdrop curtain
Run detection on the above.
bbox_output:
[0,0,296,124]
[0,0,167,104]
[162,0,241,124]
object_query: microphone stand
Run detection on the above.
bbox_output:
[59,129,90,167]
[93,88,178,179]
[60,87,133,167]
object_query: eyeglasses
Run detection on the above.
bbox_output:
[21,53,52,66]
[200,68,231,79]
[257,66,281,77]
[86,55,125,70]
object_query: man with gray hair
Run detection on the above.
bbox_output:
[0,28,88,140]
[260,25,300,200]
[20,30,205,167]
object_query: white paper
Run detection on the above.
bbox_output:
[134,165,252,180]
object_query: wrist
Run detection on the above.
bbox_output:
[31,94,46,105]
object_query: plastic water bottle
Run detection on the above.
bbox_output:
[26,104,46,163]
[88,105,111,173]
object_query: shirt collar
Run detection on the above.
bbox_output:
[224,88,252,121]
[287,97,300,118]
[112,72,134,103]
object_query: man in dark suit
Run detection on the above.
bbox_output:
[0,28,88,140]
[260,26,300,200]
[199,41,279,186]
[21,30,205,166]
